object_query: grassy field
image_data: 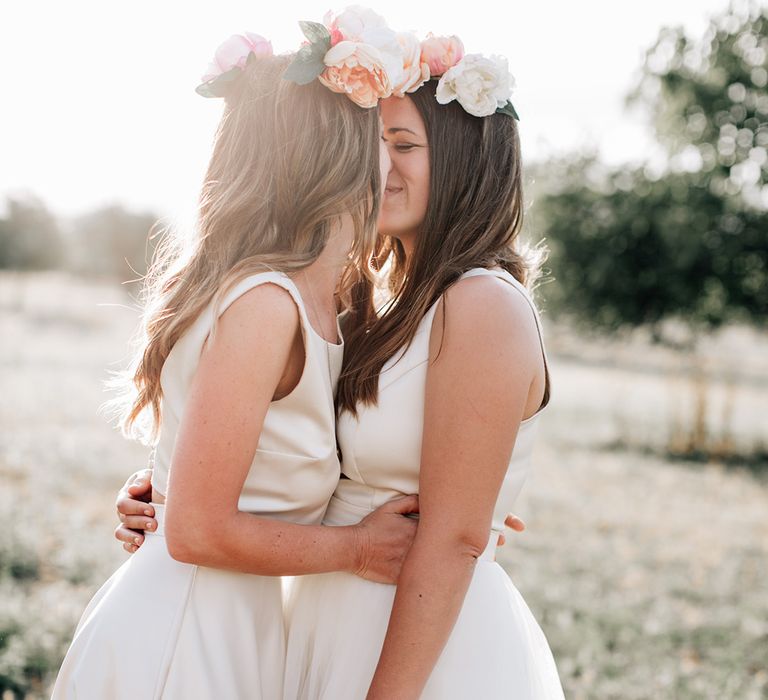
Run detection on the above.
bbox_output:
[1,271,767,699]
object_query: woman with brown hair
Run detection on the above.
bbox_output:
[52,31,420,700]
[282,54,565,698]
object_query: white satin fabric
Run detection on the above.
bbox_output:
[285,267,565,699]
[53,271,343,699]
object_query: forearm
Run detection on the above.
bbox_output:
[366,532,479,699]
[166,509,360,576]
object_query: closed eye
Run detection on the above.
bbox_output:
[394,143,417,152]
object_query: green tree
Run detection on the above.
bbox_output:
[536,2,768,334]
[531,3,768,459]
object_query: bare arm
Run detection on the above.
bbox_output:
[158,283,417,578]
[366,276,543,699]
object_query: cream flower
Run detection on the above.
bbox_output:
[435,54,515,118]
[323,6,388,41]
[323,6,404,87]
[420,34,464,78]
[389,31,430,97]
[320,40,392,108]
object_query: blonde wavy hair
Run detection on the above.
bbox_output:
[113,54,381,442]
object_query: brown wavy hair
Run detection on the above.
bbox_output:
[337,80,546,415]
[112,54,381,442]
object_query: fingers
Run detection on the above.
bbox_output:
[123,468,152,489]
[116,494,155,518]
[115,524,145,549]
[119,515,157,532]
[498,533,506,546]
[127,470,153,499]
[504,513,526,532]
[385,494,419,515]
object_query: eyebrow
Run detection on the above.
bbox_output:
[386,127,418,136]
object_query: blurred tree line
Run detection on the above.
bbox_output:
[1,3,765,330]
[532,1,767,336]
[0,196,159,279]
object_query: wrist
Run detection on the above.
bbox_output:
[348,522,370,576]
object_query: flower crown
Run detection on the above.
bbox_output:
[195,7,519,120]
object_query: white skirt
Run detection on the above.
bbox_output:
[52,505,285,700]
[284,496,565,700]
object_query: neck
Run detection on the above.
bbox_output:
[293,215,353,306]
[392,231,415,259]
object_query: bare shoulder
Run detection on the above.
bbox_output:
[438,274,538,350]
[219,281,300,332]
[208,281,301,359]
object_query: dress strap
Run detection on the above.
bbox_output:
[459,268,551,409]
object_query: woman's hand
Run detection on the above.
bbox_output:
[498,513,526,546]
[115,469,158,553]
[352,495,420,584]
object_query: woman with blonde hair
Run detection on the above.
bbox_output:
[53,29,420,700]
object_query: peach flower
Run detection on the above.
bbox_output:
[420,34,464,78]
[391,32,430,97]
[319,40,392,108]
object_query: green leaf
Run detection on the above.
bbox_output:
[284,41,328,85]
[299,20,331,45]
[195,66,242,98]
[496,101,520,120]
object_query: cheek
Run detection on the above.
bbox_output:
[378,140,391,187]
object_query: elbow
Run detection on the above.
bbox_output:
[456,530,490,560]
[165,531,202,565]
[419,526,490,562]
[164,507,216,565]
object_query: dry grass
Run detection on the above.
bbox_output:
[1,271,767,699]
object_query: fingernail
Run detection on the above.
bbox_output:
[144,509,152,516]
[146,521,153,530]
[134,536,141,545]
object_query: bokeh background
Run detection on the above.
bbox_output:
[1,1,767,698]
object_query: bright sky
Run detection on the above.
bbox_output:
[1,0,733,219]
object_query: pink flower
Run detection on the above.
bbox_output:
[330,27,344,46]
[391,31,430,97]
[201,32,273,82]
[420,34,464,78]
[319,40,392,108]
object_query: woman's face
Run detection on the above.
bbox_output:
[378,96,430,247]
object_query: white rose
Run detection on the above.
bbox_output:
[323,6,388,41]
[435,54,515,118]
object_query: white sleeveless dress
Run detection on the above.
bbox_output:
[53,271,343,700]
[284,267,565,699]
